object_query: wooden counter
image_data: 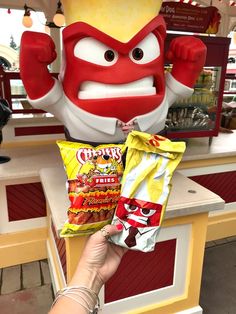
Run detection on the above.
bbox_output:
[40,166,224,314]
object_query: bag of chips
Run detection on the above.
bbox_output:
[111,131,186,252]
[57,140,124,237]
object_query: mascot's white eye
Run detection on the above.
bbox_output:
[74,37,118,66]
[124,203,139,212]
[129,33,160,64]
[141,208,156,217]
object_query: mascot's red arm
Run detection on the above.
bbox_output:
[167,36,207,88]
[20,31,57,100]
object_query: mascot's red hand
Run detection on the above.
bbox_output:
[20,31,57,99]
[166,36,207,88]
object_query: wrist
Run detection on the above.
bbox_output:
[51,285,100,314]
[69,267,103,295]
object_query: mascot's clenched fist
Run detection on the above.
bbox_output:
[20,0,206,144]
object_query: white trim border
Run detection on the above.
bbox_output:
[0,183,47,233]
[103,223,191,314]
[178,163,236,177]
[176,305,203,314]
[47,226,66,294]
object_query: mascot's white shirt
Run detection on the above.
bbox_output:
[28,72,193,143]
[111,216,158,252]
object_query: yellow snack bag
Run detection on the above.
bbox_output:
[57,140,124,237]
[111,131,186,252]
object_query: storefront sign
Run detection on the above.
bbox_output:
[160,2,221,34]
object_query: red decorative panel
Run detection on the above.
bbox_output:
[6,182,46,221]
[14,125,64,136]
[51,220,67,279]
[189,171,236,203]
[105,239,176,303]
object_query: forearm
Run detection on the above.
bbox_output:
[69,266,103,294]
[49,224,125,313]
[49,268,103,314]
[20,65,54,99]
[49,294,89,314]
[171,59,201,88]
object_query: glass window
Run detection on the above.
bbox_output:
[0,8,46,71]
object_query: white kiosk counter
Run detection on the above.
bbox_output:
[40,166,224,314]
[1,131,235,313]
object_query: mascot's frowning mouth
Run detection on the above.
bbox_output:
[78,76,156,99]
[126,214,149,225]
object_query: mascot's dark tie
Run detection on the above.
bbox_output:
[124,226,139,247]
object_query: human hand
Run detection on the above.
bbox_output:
[69,224,127,293]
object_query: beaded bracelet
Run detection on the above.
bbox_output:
[51,285,100,314]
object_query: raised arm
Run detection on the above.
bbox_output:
[20,31,57,99]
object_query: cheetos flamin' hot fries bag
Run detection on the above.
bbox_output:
[111,131,185,252]
[57,140,124,237]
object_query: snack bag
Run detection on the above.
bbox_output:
[57,140,124,237]
[111,131,186,252]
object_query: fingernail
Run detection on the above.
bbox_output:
[116,223,123,231]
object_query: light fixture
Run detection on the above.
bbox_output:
[53,1,65,27]
[45,24,50,34]
[45,21,61,33]
[22,2,65,29]
[22,4,35,28]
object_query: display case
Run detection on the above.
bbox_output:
[221,73,236,129]
[223,73,236,100]
[164,34,231,139]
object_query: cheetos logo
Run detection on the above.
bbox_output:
[76,147,122,164]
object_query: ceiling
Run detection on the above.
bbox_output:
[0,0,58,20]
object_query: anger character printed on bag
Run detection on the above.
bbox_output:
[20,0,207,144]
[115,196,163,248]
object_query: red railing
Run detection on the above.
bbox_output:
[0,65,58,114]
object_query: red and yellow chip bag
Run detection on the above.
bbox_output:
[57,140,124,237]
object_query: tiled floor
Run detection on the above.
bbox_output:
[1,238,236,314]
[200,236,236,314]
[0,260,53,314]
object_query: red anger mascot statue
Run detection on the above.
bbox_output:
[20,0,206,144]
